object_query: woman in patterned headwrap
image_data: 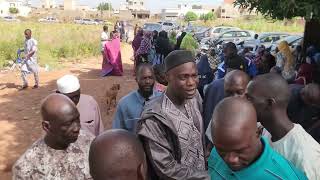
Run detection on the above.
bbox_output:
[135,31,152,67]
[276,41,296,82]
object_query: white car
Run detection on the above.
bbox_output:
[81,19,99,25]
[158,21,178,31]
[210,26,241,38]
[38,17,59,23]
[3,16,20,22]
[74,18,83,24]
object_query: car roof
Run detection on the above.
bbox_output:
[258,32,290,37]
[221,30,249,34]
[276,35,303,44]
[214,26,239,29]
[144,23,161,25]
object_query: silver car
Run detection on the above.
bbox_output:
[143,23,163,32]
[244,32,289,50]
[82,19,99,25]
[3,16,20,22]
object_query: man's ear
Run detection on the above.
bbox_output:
[137,163,146,180]
[266,98,276,108]
[257,126,264,138]
[42,121,50,133]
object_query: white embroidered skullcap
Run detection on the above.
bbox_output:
[56,75,80,93]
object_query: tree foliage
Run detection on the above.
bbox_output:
[9,7,19,14]
[184,11,198,22]
[234,0,320,20]
[97,2,112,11]
[200,12,216,22]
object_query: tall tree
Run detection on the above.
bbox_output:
[97,2,112,11]
[234,0,320,54]
[184,11,198,22]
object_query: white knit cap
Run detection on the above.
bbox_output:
[56,75,80,94]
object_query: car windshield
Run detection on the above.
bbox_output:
[163,22,173,26]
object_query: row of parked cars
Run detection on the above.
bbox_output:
[196,25,303,54]
[142,21,179,32]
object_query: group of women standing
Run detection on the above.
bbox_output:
[131,27,187,71]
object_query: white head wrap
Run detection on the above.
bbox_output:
[56,75,80,93]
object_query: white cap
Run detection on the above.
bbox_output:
[56,75,80,94]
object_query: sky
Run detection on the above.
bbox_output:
[30,0,223,13]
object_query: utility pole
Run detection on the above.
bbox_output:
[108,0,111,18]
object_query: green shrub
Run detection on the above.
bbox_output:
[180,33,199,55]
[185,12,198,22]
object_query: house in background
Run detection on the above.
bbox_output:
[0,0,31,17]
[119,0,150,19]
[41,0,57,9]
[218,0,251,18]
[161,3,214,20]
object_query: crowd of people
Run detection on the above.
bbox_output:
[12,25,320,180]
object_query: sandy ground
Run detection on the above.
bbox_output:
[0,44,136,179]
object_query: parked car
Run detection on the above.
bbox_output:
[38,17,59,23]
[269,35,303,54]
[193,27,212,42]
[74,17,83,24]
[2,16,20,22]
[158,21,178,31]
[244,32,290,50]
[210,26,241,38]
[94,19,105,25]
[211,30,253,44]
[142,23,162,32]
[185,26,207,33]
[81,19,99,25]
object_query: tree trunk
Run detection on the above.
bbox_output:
[303,19,320,55]
[303,19,320,84]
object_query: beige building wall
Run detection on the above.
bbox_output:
[64,0,75,10]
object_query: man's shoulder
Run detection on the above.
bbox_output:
[80,94,98,103]
[206,78,224,95]
[29,38,38,45]
[118,91,138,104]
[209,78,224,87]
[77,130,95,145]
[13,138,45,171]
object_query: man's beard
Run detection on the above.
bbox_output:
[139,87,154,100]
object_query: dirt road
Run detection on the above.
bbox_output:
[0,44,136,179]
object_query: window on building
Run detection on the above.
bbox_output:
[221,9,226,13]
[141,2,143,5]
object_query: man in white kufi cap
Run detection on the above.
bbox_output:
[56,74,104,136]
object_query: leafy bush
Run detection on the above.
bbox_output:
[200,12,216,22]
[9,7,19,14]
[185,12,198,22]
